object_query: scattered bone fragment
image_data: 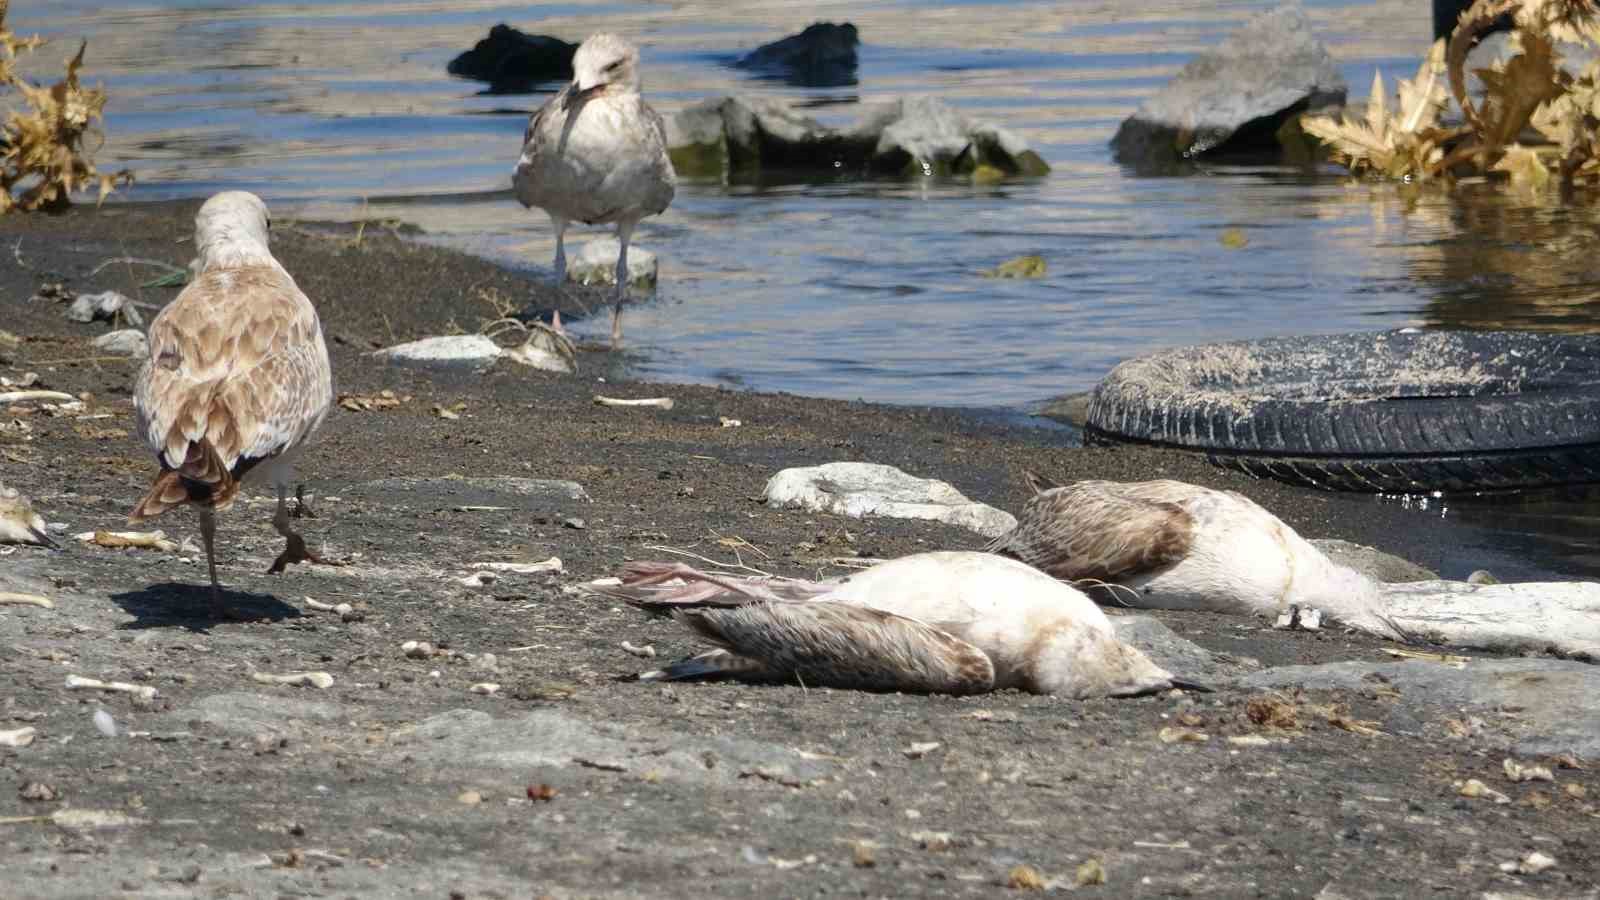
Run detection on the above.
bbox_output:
[0,390,77,405]
[720,417,742,427]
[77,530,179,552]
[303,596,359,621]
[902,741,941,759]
[620,641,656,658]
[1501,851,1557,875]
[469,683,501,695]
[250,671,334,689]
[1457,778,1511,803]
[472,557,563,574]
[1503,758,1555,783]
[458,571,497,588]
[593,395,674,410]
[65,674,158,702]
[0,592,52,608]
[0,727,36,748]
[402,641,436,659]
[1273,605,1322,631]
[93,708,117,737]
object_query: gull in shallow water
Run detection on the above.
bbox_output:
[590,551,1186,698]
[513,32,676,348]
[986,474,1408,639]
[0,482,58,548]
[129,191,335,605]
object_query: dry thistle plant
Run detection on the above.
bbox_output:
[1304,0,1600,190]
[0,0,131,213]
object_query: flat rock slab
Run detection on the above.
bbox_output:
[341,475,589,510]
[92,328,148,357]
[1243,658,1600,758]
[388,707,834,786]
[763,461,1016,538]
[373,334,502,371]
[181,692,346,739]
[1310,538,1438,583]
[1110,614,1260,686]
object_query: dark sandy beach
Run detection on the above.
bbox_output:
[1,200,1595,897]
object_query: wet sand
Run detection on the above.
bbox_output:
[1,201,1595,897]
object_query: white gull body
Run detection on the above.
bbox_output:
[0,482,56,548]
[130,191,335,604]
[595,550,1180,699]
[513,32,676,347]
[988,476,1600,657]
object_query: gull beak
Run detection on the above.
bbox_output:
[29,521,60,550]
[562,81,601,112]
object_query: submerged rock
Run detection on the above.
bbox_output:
[92,329,148,358]
[732,22,859,87]
[567,238,658,289]
[666,95,1049,180]
[1110,4,1345,171]
[448,24,577,91]
[763,462,1017,538]
[374,334,502,371]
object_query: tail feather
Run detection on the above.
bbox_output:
[1022,469,1061,495]
[589,561,830,612]
[128,439,237,523]
[637,649,776,683]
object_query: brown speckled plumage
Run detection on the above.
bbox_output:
[987,478,1200,584]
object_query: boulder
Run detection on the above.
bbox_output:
[667,95,1049,180]
[763,461,1017,538]
[1110,3,1345,171]
[373,334,502,371]
[1244,658,1600,758]
[447,24,576,92]
[92,329,148,358]
[1308,538,1437,583]
[732,22,859,88]
[566,238,658,289]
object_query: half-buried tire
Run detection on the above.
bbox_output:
[1083,330,1600,493]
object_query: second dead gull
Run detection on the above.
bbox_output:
[513,32,676,348]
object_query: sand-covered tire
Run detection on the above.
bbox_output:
[1083,330,1600,493]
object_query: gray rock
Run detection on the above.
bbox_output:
[1309,538,1437,583]
[1111,3,1345,170]
[732,22,859,88]
[763,461,1016,538]
[64,290,143,327]
[1037,391,1092,427]
[567,238,658,289]
[181,692,345,739]
[92,328,148,358]
[1243,659,1600,758]
[341,475,589,510]
[1109,615,1259,686]
[390,708,833,786]
[373,334,502,371]
[666,95,1049,180]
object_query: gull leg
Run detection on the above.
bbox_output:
[550,215,569,284]
[198,506,221,605]
[269,484,337,573]
[292,484,317,519]
[611,220,635,349]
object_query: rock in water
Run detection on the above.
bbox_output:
[732,22,859,87]
[567,239,658,289]
[666,95,1049,180]
[448,24,577,91]
[763,462,1017,538]
[1110,3,1345,171]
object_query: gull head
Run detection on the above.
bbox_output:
[566,33,641,108]
[194,190,274,271]
[0,484,57,549]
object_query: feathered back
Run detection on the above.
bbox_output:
[987,479,1196,583]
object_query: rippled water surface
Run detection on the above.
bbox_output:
[14,0,1600,576]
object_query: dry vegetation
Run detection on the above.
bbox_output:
[0,0,130,213]
[1304,0,1600,189]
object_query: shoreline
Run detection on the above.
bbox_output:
[2,199,1596,897]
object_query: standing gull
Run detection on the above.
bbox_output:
[513,32,676,348]
[129,191,335,604]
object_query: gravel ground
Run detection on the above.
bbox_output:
[0,201,1596,898]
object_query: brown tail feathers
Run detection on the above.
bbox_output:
[128,439,238,522]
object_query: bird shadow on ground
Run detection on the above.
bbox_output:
[108,583,303,632]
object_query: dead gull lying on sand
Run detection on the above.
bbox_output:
[590,551,1191,698]
[129,191,335,605]
[513,32,676,348]
[0,482,57,548]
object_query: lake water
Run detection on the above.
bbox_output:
[12,0,1600,578]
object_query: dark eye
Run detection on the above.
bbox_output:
[604,60,622,72]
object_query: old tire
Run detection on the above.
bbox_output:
[1083,330,1600,493]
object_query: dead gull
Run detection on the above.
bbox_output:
[0,482,57,548]
[513,32,676,348]
[129,191,335,604]
[986,474,1407,638]
[589,551,1187,698]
